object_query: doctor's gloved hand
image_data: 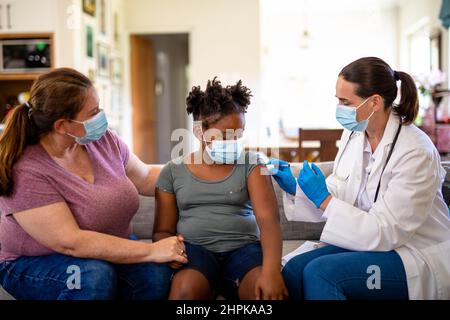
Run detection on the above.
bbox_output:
[298,160,330,208]
[267,158,297,195]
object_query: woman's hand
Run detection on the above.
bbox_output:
[254,270,289,300]
[150,234,188,265]
[298,160,330,208]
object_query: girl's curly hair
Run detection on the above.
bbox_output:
[186,77,252,127]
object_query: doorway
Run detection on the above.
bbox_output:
[130,33,189,164]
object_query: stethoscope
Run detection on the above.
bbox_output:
[334,120,402,203]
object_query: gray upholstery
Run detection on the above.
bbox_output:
[1,161,449,300]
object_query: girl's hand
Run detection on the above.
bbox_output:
[150,234,188,264]
[254,270,289,300]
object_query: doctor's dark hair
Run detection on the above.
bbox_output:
[339,57,419,125]
[0,68,92,197]
[186,77,252,128]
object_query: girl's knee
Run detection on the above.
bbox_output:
[169,270,212,300]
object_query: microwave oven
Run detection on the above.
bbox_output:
[0,38,52,73]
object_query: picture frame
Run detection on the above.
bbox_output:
[99,0,108,35]
[113,11,120,49]
[97,43,110,78]
[88,69,96,83]
[110,57,123,85]
[83,0,96,17]
[86,25,94,58]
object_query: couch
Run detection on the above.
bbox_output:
[1,161,449,300]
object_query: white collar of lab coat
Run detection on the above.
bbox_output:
[343,111,401,205]
[376,111,401,150]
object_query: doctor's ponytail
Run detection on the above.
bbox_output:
[395,71,419,125]
[339,57,419,125]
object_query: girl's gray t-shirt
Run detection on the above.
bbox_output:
[156,152,264,253]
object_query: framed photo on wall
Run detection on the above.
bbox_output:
[86,25,94,58]
[113,11,120,49]
[99,0,108,35]
[110,57,123,84]
[97,43,110,78]
[83,0,96,17]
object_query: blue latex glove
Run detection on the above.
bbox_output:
[298,160,330,208]
[267,158,296,195]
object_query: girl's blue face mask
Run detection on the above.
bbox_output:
[66,110,109,145]
[205,138,245,164]
[335,97,374,132]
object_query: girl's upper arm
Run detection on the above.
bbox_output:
[153,188,179,240]
[247,165,279,220]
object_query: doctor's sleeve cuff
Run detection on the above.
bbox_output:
[321,197,338,220]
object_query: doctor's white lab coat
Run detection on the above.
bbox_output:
[286,112,450,299]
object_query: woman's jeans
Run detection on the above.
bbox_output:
[282,245,409,300]
[0,253,174,300]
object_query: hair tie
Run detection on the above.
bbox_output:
[24,101,33,120]
[393,71,400,81]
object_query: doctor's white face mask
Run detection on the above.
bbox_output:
[335,97,375,132]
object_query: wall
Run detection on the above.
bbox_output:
[260,0,400,137]
[398,0,448,76]
[54,0,128,139]
[124,0,261,149]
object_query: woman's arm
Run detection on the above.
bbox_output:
[247,165,288,299]
[13,202,188,265]
[125,153,162,196]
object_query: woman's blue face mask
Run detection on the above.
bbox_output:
[335,97,374,132]
[66,110,109,145]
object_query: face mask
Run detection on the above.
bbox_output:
[205,138,244,164]
[66,110,109,145]
[336,97,374,132]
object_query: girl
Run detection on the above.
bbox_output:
[153,78,288,300]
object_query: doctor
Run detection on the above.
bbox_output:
[271,57,450,300]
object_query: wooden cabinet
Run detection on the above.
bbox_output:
[0,0,55,33]
[0,33,54,126]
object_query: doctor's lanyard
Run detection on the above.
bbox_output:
[336,121,402,203]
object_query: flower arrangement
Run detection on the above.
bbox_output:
[415,70,447,97]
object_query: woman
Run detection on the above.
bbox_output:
[0,68,187,300]
[153,78,288,300]
[271,57,450,300]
